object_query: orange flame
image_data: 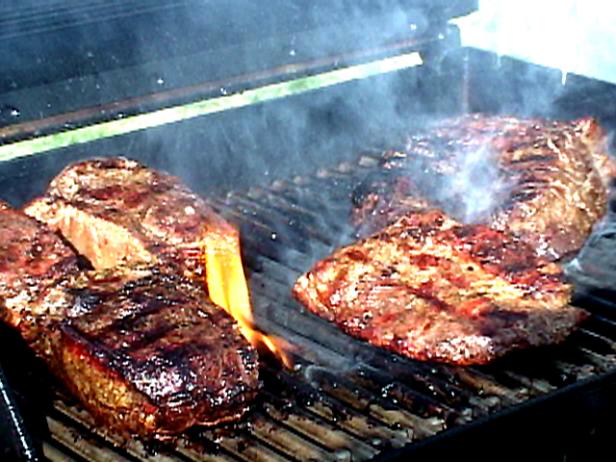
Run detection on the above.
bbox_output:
[201,222,293,369]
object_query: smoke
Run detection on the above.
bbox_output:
[2,1,614,219]
[435,145,512,224]
[132,1,437,196]
[0,1,440,207]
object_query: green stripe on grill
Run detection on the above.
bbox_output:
[0,52,422,162]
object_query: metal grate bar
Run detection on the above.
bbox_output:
[173,439,241,462]
[261,367,413,450]
[46,416,138,462]
[246,412,337,462]
[576,328,616,353]
[43,441,87,462]
[259,391,378,460]
[198,428,297,462]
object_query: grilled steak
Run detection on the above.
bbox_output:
[59,266,259,436]
[352,115,616,260]
[293,209,587,365]
[0,204,259,437]
[25,157,234,279]
[0,203,78,363]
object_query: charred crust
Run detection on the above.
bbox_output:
[294,207,584,366]
[351,114,612,261]
[57,268,259,435]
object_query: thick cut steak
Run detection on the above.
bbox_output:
[352,115,616,260]
[0,202,78,363]
[25,157,234,279]
[60,267,259,436]
[293,209,587,365]
[0,204,259,436]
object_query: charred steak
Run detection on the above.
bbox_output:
[60,266,259,436]
[293,209,587,365]
[25,157,234,279]
[0,204,259,436]
[352,115,616,260]
[0,202,78,364]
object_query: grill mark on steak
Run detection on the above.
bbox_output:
[351,114,616,260]
[1,201,260,437]
[58,267,259,436]
[294,209,587,365]
[116,323,178,353]
[18,158,262,435]
[407,286,454,313]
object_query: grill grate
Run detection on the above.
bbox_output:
[39,151,616,461]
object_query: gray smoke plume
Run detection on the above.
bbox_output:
[2,0,614,219]
[438,145,512,224]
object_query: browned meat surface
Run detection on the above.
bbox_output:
[352,115,616,260]
[1,202,259,437]
[0,203,78,363]
[24,157,233,279]
[293,209,587,365]
[59,266,259,436]
[351,171,430,236]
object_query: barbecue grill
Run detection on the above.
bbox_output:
[1,1,616,461]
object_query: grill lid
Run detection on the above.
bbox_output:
[0,0,477,126]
